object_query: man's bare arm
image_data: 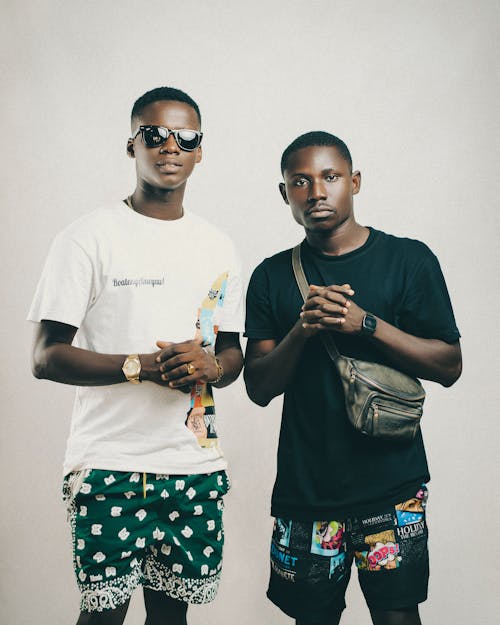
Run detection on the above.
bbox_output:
[302,285,462,387]
[32,320,243,391]
[244,321,312,406]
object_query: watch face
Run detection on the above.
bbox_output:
[124,360,139,376]
[363,314,377,334]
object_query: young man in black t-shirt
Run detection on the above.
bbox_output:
[244,132,461,625]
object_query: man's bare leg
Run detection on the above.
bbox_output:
[296,610,342,625]
[76,599,130,625]
[143,588,188,625]
[370,606,421,625]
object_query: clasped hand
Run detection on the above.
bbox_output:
[140,339,218,391]
[300,284,364,334]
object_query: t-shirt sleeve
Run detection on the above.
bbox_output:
[244,261,278,339]
[397,244,460,343]
[215,244,245,333]
[27,232,95,328]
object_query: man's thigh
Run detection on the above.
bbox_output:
[63,469,156,612]
[267,518,352,622]
[142,470,230,605]
[64,469,231,613]
[350,485,429,612]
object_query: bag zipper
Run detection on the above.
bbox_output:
[349,365,425,401]
[372,401,423,418]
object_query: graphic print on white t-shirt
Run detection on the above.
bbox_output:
[185,270,229,448]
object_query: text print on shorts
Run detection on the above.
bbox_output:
[268,486,429,619]
[63,469,230,612]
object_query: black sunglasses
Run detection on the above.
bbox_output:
[132,125,203,152]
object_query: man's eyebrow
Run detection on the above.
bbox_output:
[289,168,342,177]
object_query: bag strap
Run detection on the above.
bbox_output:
[291,244,342,363]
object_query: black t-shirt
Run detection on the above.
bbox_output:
[245,228,460,521]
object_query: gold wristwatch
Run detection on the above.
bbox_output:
[122,354,142,384]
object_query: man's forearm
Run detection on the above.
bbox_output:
[33,342,128,386]
[244,320,310,406]
[370,317,462,387]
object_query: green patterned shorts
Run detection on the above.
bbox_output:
[62,469,230,612]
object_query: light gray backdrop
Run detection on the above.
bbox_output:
[1,1,499,624]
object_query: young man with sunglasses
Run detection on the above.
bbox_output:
[29,87,244,625]
[244,132,461,625]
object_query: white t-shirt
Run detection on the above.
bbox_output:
[28,202,244,476]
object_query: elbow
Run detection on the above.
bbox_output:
[31,349,50,380]
[243,373,272,407]
[245,384,272,407]
[440,359,463,388]
[250,393,271,408]
[32,359,46,380]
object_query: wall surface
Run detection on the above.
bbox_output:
[1,1,499,624]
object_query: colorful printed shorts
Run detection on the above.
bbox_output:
[268,485,429,621]
[62,469,230,612]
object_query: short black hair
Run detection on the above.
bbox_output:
[131,86,201,127]
[281,131,352,175]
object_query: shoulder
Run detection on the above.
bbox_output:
[247,248,294,293]
[54,203,125,248]
[372,229,437,263]
[251,248,293,276]
[186,211,236,250]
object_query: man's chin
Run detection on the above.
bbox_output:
[305,220,338,233]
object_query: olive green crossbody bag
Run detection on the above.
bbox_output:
[292,244,425,442]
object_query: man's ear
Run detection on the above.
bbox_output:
[195,145,202,164]
[352,170,361,195]
[126,139,135,158]
[279,182,289,204]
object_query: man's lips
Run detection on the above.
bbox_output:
[156,160,182,172]
[306,205,335,218]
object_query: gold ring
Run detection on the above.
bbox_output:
[186,362,196,375]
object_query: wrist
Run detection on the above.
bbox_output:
[292,318,315,341]
[202,346,224,384]
[360,312,377,337]
[122,354,142,384]
[209,357,224,384]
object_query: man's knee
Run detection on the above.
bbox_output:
[295,611,342,625]
[370,605,421,625]
[76,600,130,625]
[143,588,187,625]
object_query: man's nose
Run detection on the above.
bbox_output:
[308,180,327,202]
[160,132,180,153]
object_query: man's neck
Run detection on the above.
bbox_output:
[305,220,370,256]
[128,184,186,221]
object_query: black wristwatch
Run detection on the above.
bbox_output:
[361,312,377,337]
